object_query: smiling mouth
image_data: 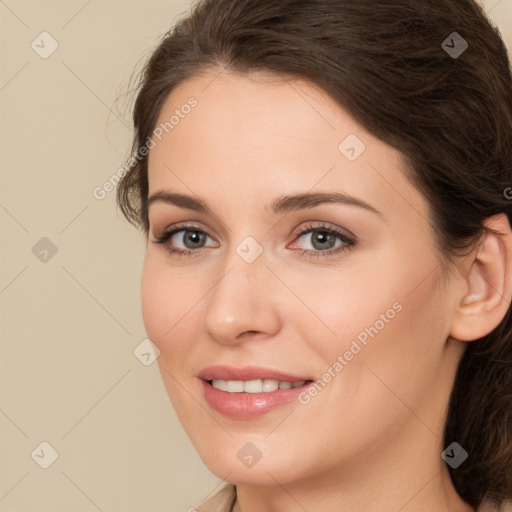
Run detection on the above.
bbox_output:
[200,372,315,418]
[208,379,314,393]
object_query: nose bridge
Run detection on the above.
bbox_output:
[219,232,270,290]
[202,237,280,344]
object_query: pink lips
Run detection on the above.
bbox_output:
[198,365,313,419]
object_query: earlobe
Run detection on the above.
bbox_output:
[450,213,512,342]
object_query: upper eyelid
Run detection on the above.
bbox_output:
[156,220,346,234]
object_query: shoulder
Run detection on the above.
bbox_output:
[195,484,237,512]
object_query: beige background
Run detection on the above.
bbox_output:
[1,1,511,511]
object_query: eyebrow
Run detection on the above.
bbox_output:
[147,191,384,219]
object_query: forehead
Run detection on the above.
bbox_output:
[147,68,429,226]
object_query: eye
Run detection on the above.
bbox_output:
[289,222,356,259]
[151,221,357,260]
[152,224,217,258]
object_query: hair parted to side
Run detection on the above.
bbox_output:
[117,0,512,507]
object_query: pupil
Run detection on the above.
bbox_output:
[186,231,204,248]
[313,231,333,250]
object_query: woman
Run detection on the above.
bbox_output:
[116,0,512,510]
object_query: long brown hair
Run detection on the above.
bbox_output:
[116,0,512,507]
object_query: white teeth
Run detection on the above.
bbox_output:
[211,379,306,393]
[212,379,228,391]
[262,379,279,392]
[243,379,263,393]
[225,380,244,393]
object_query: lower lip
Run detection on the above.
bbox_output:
[201,380,311,419]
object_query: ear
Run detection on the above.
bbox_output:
[450,213,512,342]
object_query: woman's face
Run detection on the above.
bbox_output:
[142,69,464,486]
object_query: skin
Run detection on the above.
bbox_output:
[141,68,512,512]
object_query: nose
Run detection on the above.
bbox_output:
[202,246,282,346]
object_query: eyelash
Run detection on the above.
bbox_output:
[152,222,357,260]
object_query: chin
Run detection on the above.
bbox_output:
[193,438,308,486]
[207,461,296,486]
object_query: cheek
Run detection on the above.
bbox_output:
[309,250,444,398]
[141,257,166,344]
[140,255,197,409]
[140,254,190,350]
[284,262,403,365]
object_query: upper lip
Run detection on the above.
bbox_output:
[198,365,313,382]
